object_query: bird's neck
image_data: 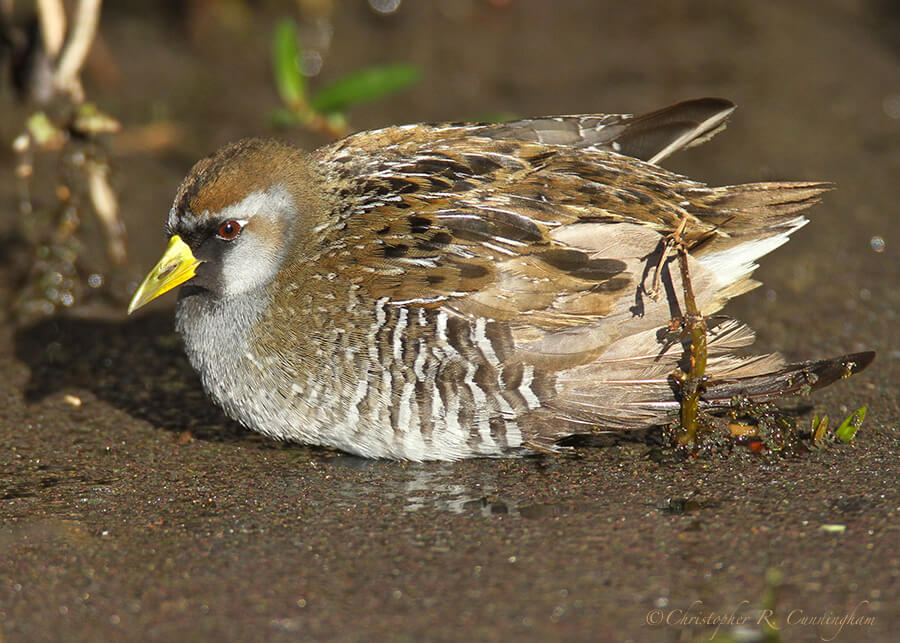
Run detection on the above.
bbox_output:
[175,287,268,391]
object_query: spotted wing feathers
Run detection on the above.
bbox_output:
[306,101,859,443]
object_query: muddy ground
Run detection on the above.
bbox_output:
[0,1,897,641]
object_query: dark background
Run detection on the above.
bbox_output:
[1,1,897,640]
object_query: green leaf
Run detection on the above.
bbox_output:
[835,406,866,442]
[74,102,121,135]
[272,19,307,108]
[269,108,302,128]
[311,64,420,115]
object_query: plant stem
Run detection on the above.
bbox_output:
[676,244,708,446]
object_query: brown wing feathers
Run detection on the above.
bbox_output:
[312,99,849,437]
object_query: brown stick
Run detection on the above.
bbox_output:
[675,244,708,446]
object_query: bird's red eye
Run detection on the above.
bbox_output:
[217,220,243,240]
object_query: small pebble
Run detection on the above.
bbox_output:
[64,394,82,407]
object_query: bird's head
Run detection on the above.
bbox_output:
[128,138,318,313]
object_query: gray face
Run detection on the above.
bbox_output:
[168,184,299,299]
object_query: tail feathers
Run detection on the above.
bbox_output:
[695,181,834,230]
[697,215,808,295]
[546,315,874,434]
[690,182,833,296]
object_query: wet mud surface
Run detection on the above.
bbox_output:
[1,1,898,640]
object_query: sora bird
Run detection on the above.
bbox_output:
[128,98,873,460]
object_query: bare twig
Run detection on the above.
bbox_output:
[86,159,127,264]
[36,0,66,58]
[53,0,103,102]
[12,0,126,322]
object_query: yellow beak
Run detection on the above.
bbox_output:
[127,235,202,314]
